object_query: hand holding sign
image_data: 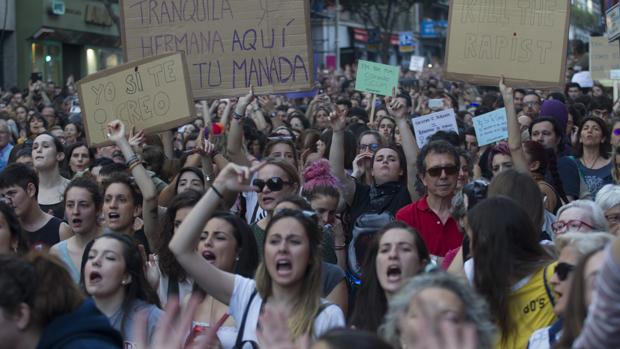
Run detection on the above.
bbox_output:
[107,120,126,143]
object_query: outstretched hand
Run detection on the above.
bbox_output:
[327,111,346,132]
[235,86,255,114]
[107,120,127,143]
[212,162,264,194]
[386,89,407,120]
[499,76,513,100]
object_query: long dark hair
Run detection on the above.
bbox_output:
[523,140,568,204]
[156,190,202,282]
[210,211,259,278]
[575,116,611,159]
[467,197,552,344]
[349,221,430,332]
[63,142,95,176]
[80,233,161,338]
[0,202,28,254]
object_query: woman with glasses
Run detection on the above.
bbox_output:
[249,158,300,258]
[528,232,612,349]
[552,200,608,238]
[351,130,384,186]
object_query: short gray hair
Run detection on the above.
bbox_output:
[379,272,496,349]
[595,184,620,211]
[556,200,608,232]
[555,231,613,256]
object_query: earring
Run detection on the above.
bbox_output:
[235,256,240,261]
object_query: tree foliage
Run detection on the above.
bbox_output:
[340,0,429,62]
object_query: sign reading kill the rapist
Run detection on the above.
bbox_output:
[120,0,314,98]
[77,52,194,146]
[444,0,570,88]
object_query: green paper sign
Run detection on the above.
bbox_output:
[355,60,400,96]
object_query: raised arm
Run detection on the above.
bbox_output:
[387,95,420,201]
[328,111,355,205]
[500,77,528,173]
[226,89,254,167]
[169,163,258,304]
[107,120,158,249]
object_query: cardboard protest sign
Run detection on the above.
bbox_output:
[411,109,458,148]
[472,108,508,146]
[355,60,400,96]
[409,56,425,72]
[590,36,620,86]
[444,0,570,88]
[120,0,313,99]
[77,52,194,146]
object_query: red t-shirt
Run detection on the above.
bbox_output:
[395,196,463,257]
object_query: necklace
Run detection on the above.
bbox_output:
[583,155,600,169]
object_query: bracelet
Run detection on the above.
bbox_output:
[334,244,346,251]
[232,110,244,120]
[125,154,139,166]
[128,160,141,172]
[211,185,224,199]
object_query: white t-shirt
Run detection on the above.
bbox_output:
[229,275,345,345]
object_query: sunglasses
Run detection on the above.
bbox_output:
[554,262,575,281]
[252,177,293,192]
[359,143,380,152]
[426,165,458,177]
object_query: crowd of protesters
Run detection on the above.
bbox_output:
[1,43,620,349]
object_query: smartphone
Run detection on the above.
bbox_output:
[428,99,444,111]
[31,72,43,82]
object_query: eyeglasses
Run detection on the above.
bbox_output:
[425,165,458,177]
[551,219,594,234]
[554,262,575,281]
[252,177,293,192]
[359,143,380,152]
[524,101,540,107]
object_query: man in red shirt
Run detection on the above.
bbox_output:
[396,140,463,258]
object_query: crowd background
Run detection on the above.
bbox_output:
[1,40,620,349]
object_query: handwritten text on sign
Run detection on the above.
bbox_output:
[355,60,400,96]
[445,0,570,88]
[411,109,459,148]
[121,0,313,98]
[472,108,508,146]
[77,52,193,146]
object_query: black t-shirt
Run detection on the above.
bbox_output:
[26,216,62,251]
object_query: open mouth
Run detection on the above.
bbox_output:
[71,218,83,225]
[89,271,103,284]
[262,197,275,205]
[108,212,120,220]
[201,251,216,263]
[276,259,292,275]
[387,265,402,281]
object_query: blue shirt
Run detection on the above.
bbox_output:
[0,143,13,171]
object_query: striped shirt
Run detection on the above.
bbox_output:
[573,246,620,348]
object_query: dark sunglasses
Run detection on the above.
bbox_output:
[426,165,458,177]
[359,143,380,152]
[252,177,292,192]
[554,262,575,282]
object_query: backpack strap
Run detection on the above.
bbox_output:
[308,301,334,339]
[543,264,556,307]
[233,290,258,349]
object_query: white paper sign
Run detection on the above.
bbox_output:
[409,56,425,72]
[411,109,458,148]
[472,108,508,146]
